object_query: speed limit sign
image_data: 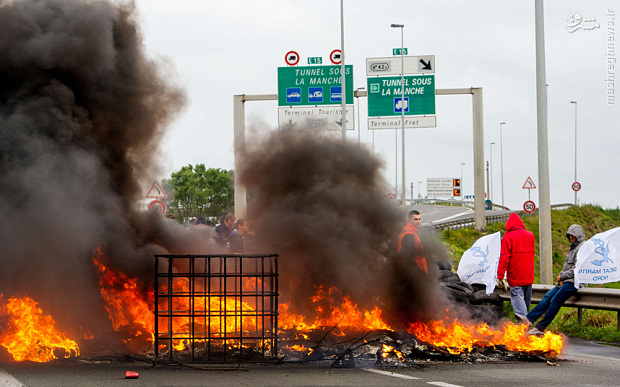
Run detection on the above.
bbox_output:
[524,200,536,213]
[572,181,581,192]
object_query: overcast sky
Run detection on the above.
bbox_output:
[136,0,618,211]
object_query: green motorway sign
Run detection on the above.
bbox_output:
[392,48,408,55]
[308,57,322,64]
[278,65,354,106]
[367,74,435,117]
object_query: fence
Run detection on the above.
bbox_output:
[154,254,279,362]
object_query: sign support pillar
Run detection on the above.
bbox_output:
[535,0,553,285]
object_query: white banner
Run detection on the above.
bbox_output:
[574,227,620,288]
[457,232,501,294]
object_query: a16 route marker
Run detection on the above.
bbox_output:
[572,181,581,192]
[285,51,300,66]
[524,200,536,213]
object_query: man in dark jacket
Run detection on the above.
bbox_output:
[228,219,252,254]
[497,213,535,318]
[214,213,236,246]
[518,224,587,335]
[397,210,427,273]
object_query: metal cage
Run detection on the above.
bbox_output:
[154,254,278,362]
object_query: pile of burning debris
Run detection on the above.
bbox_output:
[280,328,562,369]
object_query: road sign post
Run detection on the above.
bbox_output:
[524,200,536,213]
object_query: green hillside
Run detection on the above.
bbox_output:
[440,204,620,341]
[441,204,620,287]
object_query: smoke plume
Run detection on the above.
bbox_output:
[241,130,451,327]
[0,0,191,344]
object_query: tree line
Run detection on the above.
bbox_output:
[162,164,234,223]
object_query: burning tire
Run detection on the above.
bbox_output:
[470,290,503,307]
[437,270,460,283]
[439,281,474,304]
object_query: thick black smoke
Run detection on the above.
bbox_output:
[0,0,196,347]
[241,130,451,328]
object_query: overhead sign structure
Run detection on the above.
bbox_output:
[572,181,582,191]
[278,65,354,106]
[522,177,536,189]
[146,181,167,199]
[278,106,354,131]
[366,56,435,76]
[367,74,436,129]
[524,200,536,213]
[330,49,342,64]
[285,51,300,66]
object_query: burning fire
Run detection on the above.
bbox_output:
[279,285,392,334]
[408,318,564,356]
[381,343,406,361]
[0,296,80,362]
[92,248,154,341]
[93,248,264,351]
[90,249,563,358]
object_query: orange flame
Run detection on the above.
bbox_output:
[92,248,154,341]
[91,249,563,357]
[408,319,564,356]
[279,285,392,333]
[0,296,79,362]
[93,249,265,351]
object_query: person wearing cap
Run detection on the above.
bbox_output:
[517,224,587,335]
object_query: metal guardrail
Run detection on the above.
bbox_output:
[494,284,620,330]
[429,203,575,231]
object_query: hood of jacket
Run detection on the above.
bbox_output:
[566,224,586,243]
[505,213,525,231]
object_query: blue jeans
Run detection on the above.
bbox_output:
[526,282,577,331]
[510,284,532,316]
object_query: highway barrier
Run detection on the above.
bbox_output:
[493,284,620,330]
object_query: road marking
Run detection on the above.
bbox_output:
[565,353,620,362]
[0,370,25,387]
[431,209,474,224]
[363,368,420,380]
[427,382,464,387]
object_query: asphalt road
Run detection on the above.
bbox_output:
[1,337,619,387]
[411,204,511,227]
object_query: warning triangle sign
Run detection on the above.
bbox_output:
[146,181,167,199]
[522,177,536,189]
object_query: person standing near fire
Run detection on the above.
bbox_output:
[497,213,535,319]
[397,210,428,273]
[228,219,252,253]
[214,213,236,246]
[518,224,587,335]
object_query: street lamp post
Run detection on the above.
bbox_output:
[461,162,466,202]
[500,122,506,207]
[570,101,578,205]
[340,0,346,142]
[490,142,496,203]
[391,23,406,209]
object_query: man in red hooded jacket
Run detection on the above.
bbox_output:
[497,213,535,319]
